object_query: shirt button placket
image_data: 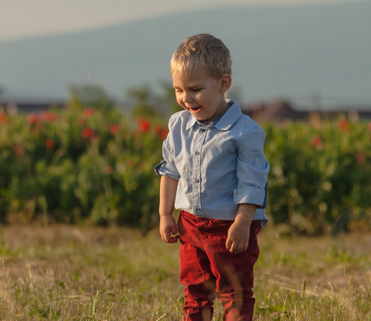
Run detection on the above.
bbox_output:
[193,127,205,216]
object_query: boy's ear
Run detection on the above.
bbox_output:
[220,74,232,94]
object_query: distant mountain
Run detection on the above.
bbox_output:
[0,2,370,108]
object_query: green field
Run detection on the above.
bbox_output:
[0,224,370,320]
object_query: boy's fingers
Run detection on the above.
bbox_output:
[168,235,180,243]
[225,237,233,251]
[171,225,177,235]
[243,239,249,251]
[161,228,171,242]
[226,238,249,253]
[163,228,179,243]
[235,239,249,253]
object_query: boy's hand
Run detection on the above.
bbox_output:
[225,219,251,253]
[159,215,179,243]
[159,176,179,243]
[225,203,256,253]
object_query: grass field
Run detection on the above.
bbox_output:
[0,223,370,320]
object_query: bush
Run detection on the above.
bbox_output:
[0,96,168,232]
[1,92,371,234]
[264,118,371,234]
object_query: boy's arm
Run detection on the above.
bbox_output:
[228,124,268,253]
[225,203,257,253]
[159,175,179,243]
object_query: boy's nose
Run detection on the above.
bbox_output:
[183,92,193,103]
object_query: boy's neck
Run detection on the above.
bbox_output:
[201,99,230,125]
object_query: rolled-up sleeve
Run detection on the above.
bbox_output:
[233,124,269,208]
[154,120,181,180]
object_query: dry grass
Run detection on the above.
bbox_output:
[254,231,371,320]
[0,224,370,320]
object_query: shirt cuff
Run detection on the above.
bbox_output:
[234,182,268,208]
[154,160,181,180]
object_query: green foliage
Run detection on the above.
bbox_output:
[68,83,116,112]
[1,87,371,234]
[158,80,183,115]
[0,94,168,231]
[126,85,161,118]
[126,82,182,118]
[265,118,371,234]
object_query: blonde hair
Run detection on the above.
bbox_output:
[170,33,232,79]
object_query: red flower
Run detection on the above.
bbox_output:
[27,114,38,124]
[83,108,95,118]
[81,128,94,138]
[154,125,168,140]
[109,124,120,135]
[78,118,86,127]
[338,119,349,132]
[91,134,100,143]
[138,119,150,133]
[45,139,54,149]
[368,121,371,131]
[354,152,366,164]
[104,166,113,175]
[13,145,24,156]
[0,112,7,125]
[127,159,136,167]
[40,111,57,122]
[311,136,323,148]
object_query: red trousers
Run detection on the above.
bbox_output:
[178,211,261,321]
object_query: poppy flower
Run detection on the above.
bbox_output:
[127,159,136,167]
[138,119,150,133]
[311,136,323,148]
[0,112,7,125]
[13,145,24,156]
[338,119,349,132]
[78,118,86,127]
[104,166,113,175]
[81,128,94,138]
[154,125,168,140]
[27,114,38,124]
[110,124,120,135]
[91,134,100,143]
[83,108,95,118]
[354,152,366,164]
[45,139,54,149]
[40,111,57,122]
[160,130,168,140]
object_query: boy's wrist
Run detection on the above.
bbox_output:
[235,203,257,225]
[234,213,253,227]
[159,212,173,218]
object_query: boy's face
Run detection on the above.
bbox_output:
[172,68,231,123]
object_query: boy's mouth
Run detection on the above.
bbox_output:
[190,106,202,113]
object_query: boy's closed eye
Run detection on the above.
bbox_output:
[174,88,202,93]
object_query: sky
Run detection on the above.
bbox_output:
[0,0,359,42]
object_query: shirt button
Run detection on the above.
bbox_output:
[195,151,200,155]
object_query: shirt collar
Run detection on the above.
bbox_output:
[185,99,242,130]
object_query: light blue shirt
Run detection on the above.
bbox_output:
[155,99,269,224]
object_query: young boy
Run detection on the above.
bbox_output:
[155,33,269,321]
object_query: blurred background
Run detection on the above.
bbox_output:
[1,0,370,109]
[0,0,370,234]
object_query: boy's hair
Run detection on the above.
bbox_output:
[170,33,232,79]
